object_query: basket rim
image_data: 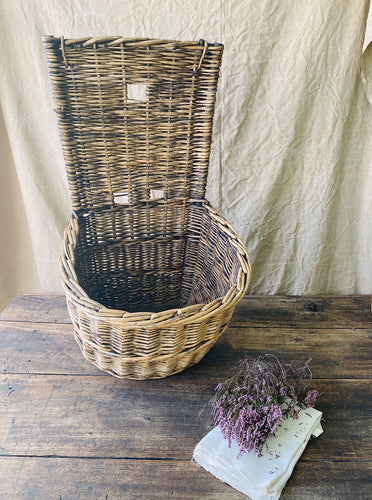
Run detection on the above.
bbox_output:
[60,201,252,327]
[42,35,224,50]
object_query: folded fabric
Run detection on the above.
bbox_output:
[193,407,323,500]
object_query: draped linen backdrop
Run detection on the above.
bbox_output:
[0,0,371,311]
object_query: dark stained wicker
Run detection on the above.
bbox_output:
[43,36,252,379]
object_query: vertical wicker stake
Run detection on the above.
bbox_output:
[43,36,252,379]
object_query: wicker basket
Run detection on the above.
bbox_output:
[43,36,252,379]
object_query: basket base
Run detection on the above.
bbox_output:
[74,329,226,380]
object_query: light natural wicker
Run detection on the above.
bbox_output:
[43,35,252,379]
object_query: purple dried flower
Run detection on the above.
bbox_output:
[303,389,319,408]
[209,355,319,457]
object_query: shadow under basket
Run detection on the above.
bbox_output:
[45,35,252,379]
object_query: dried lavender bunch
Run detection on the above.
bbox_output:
[210,354,319,457]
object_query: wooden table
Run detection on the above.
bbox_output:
[0,294,371,499]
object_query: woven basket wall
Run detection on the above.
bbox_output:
[43,36,252,379]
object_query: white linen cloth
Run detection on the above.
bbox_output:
[193,407,323,499]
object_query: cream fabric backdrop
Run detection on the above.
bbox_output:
[1,0,371,310]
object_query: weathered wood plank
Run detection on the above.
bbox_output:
[0,374,213,459]
[232,295,372,329]
[1,375,370,461]
[0,457,370,500]
[1,294,371,329]
[1,321,370,379]
[0,294,69,324]
[205,326,372,380]
[0,457,245,499]
[0,322,101,376]
[283,461,372,500]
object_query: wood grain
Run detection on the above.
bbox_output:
[0,458,370,500]
[0,322,100,376]
[1,320,370,379]
[232,294,372,328]
[1,375,370,461]
[2,293,371,329]
[0,294,70,324]
[0,294,371,499]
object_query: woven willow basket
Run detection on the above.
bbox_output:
[43,36,252,379]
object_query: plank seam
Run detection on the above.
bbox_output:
[0,454,370,464]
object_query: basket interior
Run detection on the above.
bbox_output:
[73,202,242,313]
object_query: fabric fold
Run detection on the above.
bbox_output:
[193,407,323,499]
